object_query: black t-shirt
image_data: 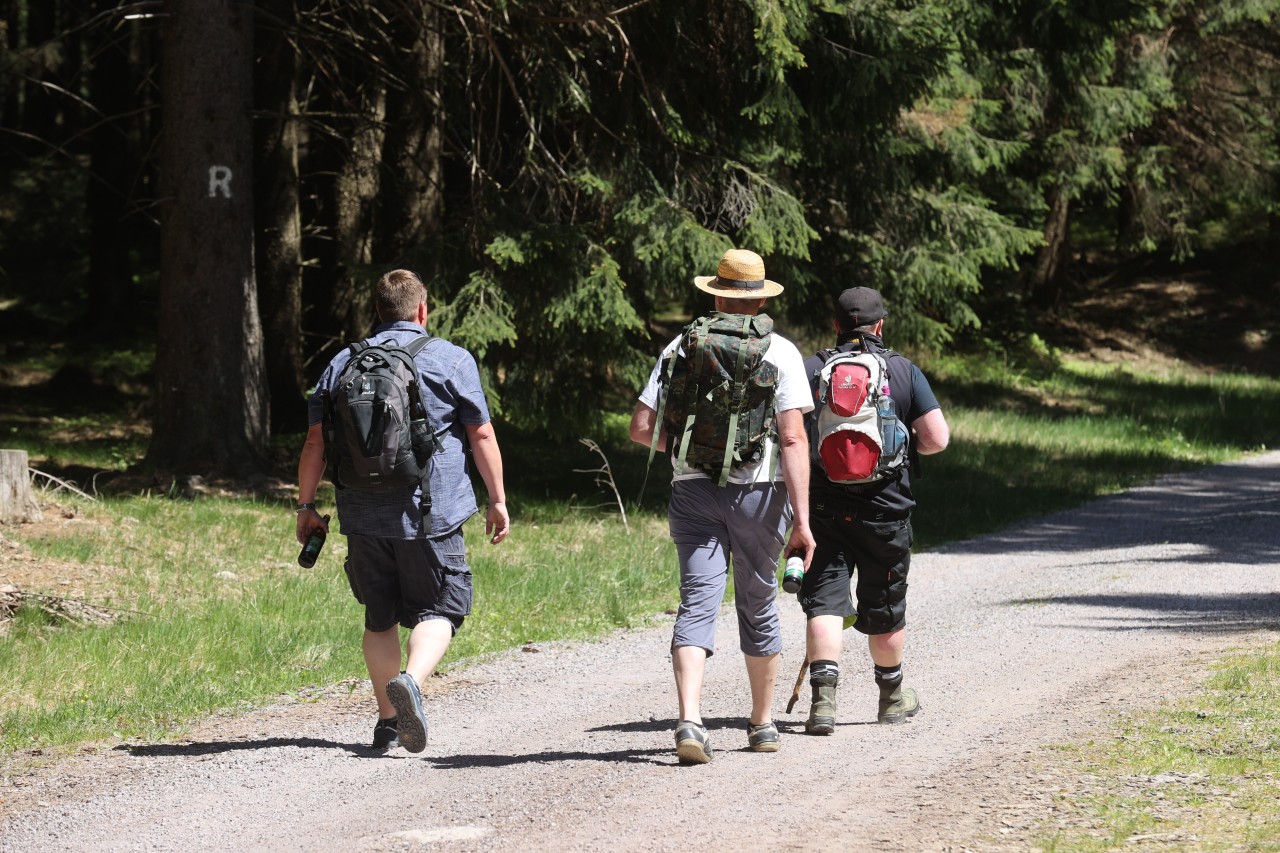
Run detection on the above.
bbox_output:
[803,334,941,514]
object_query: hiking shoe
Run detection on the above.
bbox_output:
[372,716,399,750]
[674,720,713,765]
[878,684,921,724]
[386,673,429,753]
[805,674,837,735]
[747,721,780,752]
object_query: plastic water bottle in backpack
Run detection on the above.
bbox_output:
[877,388,909,466]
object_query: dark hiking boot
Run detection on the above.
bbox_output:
[747,721,780,752]
[805,674,838,735]
[386,673,429,753]
[372,716,399,750]
[674,720,713,765]
[878,683,920,724]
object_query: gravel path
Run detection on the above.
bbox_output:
[3,452,1279,852]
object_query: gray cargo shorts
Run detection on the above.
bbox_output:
[345,529,472,634]
[668,478,791,657]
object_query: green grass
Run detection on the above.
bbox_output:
[1,351,1279,758]
[1033,641,1280,851]
[0,498,674,751]
[911,355,1280,547]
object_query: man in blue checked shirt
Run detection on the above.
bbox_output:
[295,269,509,753]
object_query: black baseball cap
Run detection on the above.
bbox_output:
[836,286,887,330]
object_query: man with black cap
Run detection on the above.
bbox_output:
[795,286,949,732]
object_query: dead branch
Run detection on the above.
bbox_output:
[30,468,98,501]
[0,585,130,631]
[574,438,630,532]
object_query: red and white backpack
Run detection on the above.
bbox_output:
[810,348,909,485]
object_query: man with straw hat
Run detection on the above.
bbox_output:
[629,248,815,765]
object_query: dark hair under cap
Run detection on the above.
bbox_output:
[836,286,887,330]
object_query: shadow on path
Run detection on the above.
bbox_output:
[585,716,738,735]
[1004,591,1280,634]
[423,747,669,769]
[117,737,371,759]
[941,456,1280,564]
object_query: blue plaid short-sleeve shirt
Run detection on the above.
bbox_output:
[307,321,492,538]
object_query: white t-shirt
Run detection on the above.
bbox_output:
[638,329,813,485]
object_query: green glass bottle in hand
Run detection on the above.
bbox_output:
[298,515,331,568]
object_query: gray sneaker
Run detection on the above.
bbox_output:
[805,674,837,735]
[747,721,780,752]
[878,684,920,724]
[386,673,429,752]
[674,720,713,765]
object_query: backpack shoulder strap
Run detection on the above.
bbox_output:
[716,313,755,486]
[395,335,438,392]
[640,327,695,502]
[877,348,922,478]
[880,349,911,382]
[402,334,437,357]
[673,318,713,477]
[646,349,679,468]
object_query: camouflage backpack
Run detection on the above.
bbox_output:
[649,312,779,486]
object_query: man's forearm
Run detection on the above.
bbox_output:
[774,408,811,535]
[297,425,326,502]
[778,439,810,531]
[466,425,506,504]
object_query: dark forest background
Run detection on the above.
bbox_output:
[1,0,1277,479]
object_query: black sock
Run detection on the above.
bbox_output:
[810,659,839,682]
[874,664,902,688]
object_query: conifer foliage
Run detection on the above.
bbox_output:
[0,0,1276,472]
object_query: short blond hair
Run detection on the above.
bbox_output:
[376,270,426,321]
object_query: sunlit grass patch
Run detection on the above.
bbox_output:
[1033,641,1280,851]
[451,513,677,661]
[0,493,676,751]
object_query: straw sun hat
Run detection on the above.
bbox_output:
[693,249,784,299]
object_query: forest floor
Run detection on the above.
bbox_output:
[1,249,1278,851]
[1033,247,1279,375]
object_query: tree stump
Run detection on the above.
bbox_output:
[0,450,42,524]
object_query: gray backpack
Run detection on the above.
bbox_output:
[322,335,441,492]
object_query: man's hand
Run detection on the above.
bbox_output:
[486,501,510,544]
[786,522,816,571]
[295,508,328,544]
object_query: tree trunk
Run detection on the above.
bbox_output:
[0,0,16,129]
[376,0,443,274]
[20,0,58,145]
[86,0,136,336]
[1116,178,1143,250]
[1028,184,1071,307]
[148,0,268,477]
[0,450,42,524]
[1270,130,1280,250]
[331,85,386,344]
[254,0,305,433]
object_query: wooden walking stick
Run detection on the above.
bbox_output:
[785,657,809,714]
[785,614,855,714]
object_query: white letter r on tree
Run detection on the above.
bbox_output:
[208,166,233,198]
